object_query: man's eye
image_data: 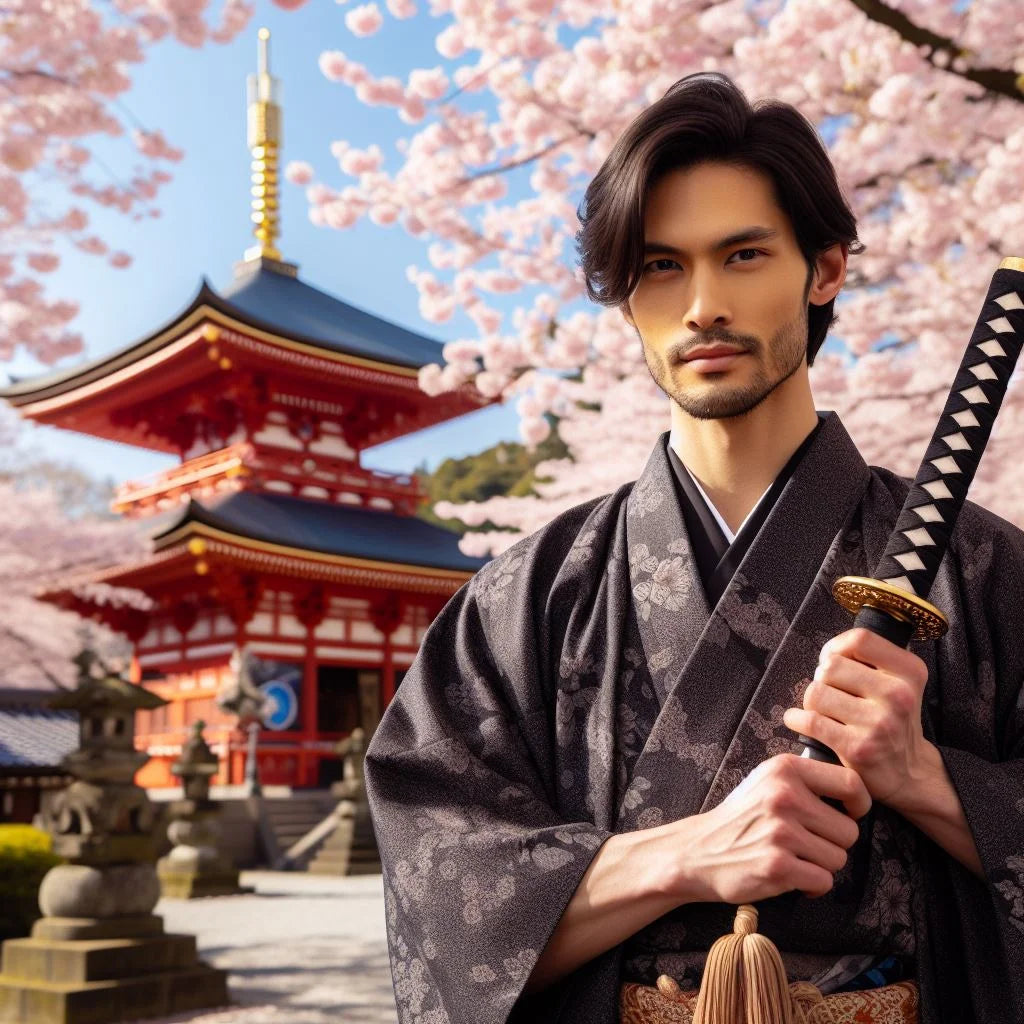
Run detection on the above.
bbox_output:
[730,248,763,263]
[644,258,680,273]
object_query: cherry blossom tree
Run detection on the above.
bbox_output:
[1,0,255,366]
[0,410,149,688]
[292,0,1024,553]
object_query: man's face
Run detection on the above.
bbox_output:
[625,161,813,421]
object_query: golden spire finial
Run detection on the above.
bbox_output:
[245,27,282,263]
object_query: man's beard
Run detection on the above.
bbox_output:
[645,313,807,421]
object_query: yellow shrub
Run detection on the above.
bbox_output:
[0,825,61,939]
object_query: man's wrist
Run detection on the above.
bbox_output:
[644,814,712,905]
[884,740,946,820]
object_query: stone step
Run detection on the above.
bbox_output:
[0,959,228,1024]
[307,861,381,876]
[2,935,197,986]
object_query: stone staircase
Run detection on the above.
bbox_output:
[306,800,381,876]
[260,790,337,865]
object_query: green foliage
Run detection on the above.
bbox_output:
[0,825,60,939]
[415,423,570,533]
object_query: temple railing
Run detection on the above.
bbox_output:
[114,441,424,517]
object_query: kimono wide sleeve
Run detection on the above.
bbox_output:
[364,507,619,1024]
[914,506,1024,1022]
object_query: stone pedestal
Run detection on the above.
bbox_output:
[0,869,229,1024]
[0,921,228,1024]
[157,800,248,900]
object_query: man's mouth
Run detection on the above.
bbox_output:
[681,344,749,372]
[682,344,746,361]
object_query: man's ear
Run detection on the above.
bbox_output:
[808,243,847,305]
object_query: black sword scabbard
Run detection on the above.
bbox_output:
[800,257,1024,765]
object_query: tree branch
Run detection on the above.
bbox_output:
[845,0,1023,103]
[460,133,579,185]
[0,67,76,94]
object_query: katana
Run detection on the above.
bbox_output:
[799,256,1024,764]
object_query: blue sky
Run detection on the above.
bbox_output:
[10,0,525,485]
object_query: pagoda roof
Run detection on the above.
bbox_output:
[0,262,450,404]
[155,491,488,575]
[219,264,445,369]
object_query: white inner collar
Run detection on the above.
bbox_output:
[669,426,773,545]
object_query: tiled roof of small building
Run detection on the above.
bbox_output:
[0,692,77,769]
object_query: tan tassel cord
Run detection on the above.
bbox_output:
[692,904,793,1024]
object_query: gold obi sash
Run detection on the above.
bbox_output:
[619,976,920,1024]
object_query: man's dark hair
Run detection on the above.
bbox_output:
[577,72,862,364]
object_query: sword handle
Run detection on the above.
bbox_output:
[798,603,916,764]
[795,258,1024,765]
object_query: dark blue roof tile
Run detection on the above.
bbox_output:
[220,266,445,369]
[0,706,77,769]
[155,491,489,573]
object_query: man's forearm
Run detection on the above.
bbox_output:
[522,825,683,995]
[887,740,983,878]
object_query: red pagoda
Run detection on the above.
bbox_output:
[1,30,491,790]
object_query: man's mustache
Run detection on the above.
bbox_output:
[668,328,759,364]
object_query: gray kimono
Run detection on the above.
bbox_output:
[364,412,1024,1024]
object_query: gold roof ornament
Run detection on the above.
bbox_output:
[240,28,296,276]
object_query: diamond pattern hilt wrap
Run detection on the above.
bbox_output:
[861,257,1024,610]
[801,258,1024,766]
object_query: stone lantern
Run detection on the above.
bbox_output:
[0,653,229,1024]
[306,727,381,875]
[157,721,246,898]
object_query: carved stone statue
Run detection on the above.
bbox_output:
[334,726,366,800]
[217,645,268,795]
[217,645,268,722]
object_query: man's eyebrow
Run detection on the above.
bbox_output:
[643,226,779,255]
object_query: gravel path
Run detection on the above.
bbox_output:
[136,871,397,1024]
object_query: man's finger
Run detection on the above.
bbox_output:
[822,628,927,685]
[788,753,871,819]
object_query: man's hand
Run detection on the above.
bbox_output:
[782,627,931,807]
[668,753,870,905]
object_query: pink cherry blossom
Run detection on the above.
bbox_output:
[345,2,383,37]
[27,254,60,273]
[2,0,257,365]
[286,160,315,184]
[294,0,1024,546]
[132,130,184,161]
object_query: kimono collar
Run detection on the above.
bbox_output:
[624,411,872,709]
[666,418,826,607]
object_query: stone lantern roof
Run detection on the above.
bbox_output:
[49,667,167,714]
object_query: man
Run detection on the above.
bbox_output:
[364,73,1024,1024]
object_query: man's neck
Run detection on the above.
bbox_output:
[668,376,819,535]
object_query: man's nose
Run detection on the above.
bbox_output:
[684,272,731,332]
